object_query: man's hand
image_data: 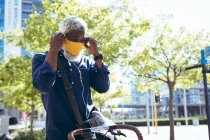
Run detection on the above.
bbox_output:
[84,37,103,69]
[84,37,100,57]
[45,32,65,72]
[50,32,65,53]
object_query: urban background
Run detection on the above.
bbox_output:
[0,0,210,140]
[0,0,209,128]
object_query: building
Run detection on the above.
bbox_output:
[0,0,42,121]
[0,0,5,61]
[174,85,209,117]
[0,0,42,61]
[112,82,209,120]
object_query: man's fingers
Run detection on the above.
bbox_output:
[52,32,64,38]
[84,44,89,49]
[57,32,64,37]
[84,37,90,44]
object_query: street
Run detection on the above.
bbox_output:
[137,125,208,140]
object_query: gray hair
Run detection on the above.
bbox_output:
[58,16,88,35]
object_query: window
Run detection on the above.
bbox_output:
[22,12,29,19]
[0,26,4,31]
[0,1,4,8]
[0,41,3,61]
[22,4,32,11]
[0,18,4,23]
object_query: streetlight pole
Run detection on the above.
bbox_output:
[183,89,188,126]
[202,64,210,140]
[184,47,210,139]
[122,98,125,125]
[146,90,150,134]
[199,90,202,116]
[151,90,154,127]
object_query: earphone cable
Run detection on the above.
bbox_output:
[71,62,89,118]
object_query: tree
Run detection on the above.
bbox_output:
[2,0,149,118]
[92,67,131,112]
[92,86,129,112]
[128,22,210,140]
[1,0,149,135]
[0,56,42,136]
[9,0,149,65]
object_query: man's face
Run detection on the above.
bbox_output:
[65,30,85,43]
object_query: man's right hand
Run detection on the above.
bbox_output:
[46,32,65,72]
[50,32,65,53]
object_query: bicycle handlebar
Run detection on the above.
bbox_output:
[68,124,143,140]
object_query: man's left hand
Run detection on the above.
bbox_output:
[84,37,100,57]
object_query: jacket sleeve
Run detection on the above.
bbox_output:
[32,53,56,93]
[89,63,110,93]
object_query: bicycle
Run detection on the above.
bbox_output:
[68,124,143,140]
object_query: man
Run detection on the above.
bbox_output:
[32,16,110,140]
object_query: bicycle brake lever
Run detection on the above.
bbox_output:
[109,130,126,137]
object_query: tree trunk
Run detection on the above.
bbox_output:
[99,105,102,112]
[99,100,102,112]
[30,104,35,139]
[168,82,175,140]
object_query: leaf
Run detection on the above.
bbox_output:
[0,56,42,112]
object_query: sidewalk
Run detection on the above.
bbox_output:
[137,125,208,140]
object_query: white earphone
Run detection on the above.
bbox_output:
[70,62,89,118]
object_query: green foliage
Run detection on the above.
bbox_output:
[14,130,46,140]
[1,0,150,112]
[115,118,208,126]
[0,0,150,127]
[0,56,42,134]
[92,86,129,112]
[126,20,210,140]
[8,0,149,66]
[0,56,42,112]
[127,24,210,91]
[92,68,132,111]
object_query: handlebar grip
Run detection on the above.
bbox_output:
[68,128,84,140]
[68,124,143,140]
[115,124,143,140]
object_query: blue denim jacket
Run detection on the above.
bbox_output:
[32,52,110,140]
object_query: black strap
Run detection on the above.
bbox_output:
[57,56,84,127]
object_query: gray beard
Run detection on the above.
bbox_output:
[63,48,81,62]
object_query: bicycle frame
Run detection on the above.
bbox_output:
[68,124,143,140]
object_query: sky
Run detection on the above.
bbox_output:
[82,0,210,33]
[77,0,210,94]
[140,0,210,32]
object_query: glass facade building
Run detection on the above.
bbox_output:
[21,0,43,56]
[0,0,5,60]
[113,82,209,120]
[22,0,43,27]
[0,0,42,61]
[0,0,42,120]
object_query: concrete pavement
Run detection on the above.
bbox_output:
[137,125,208,140]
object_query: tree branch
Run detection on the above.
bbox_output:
[154,30,171,67]
[142,73,167,83]
[160,46,171,65]
[166,67,170,82]
[149,54,168,68]
[24,101,32,107]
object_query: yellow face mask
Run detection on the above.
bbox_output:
[63,39,84,56]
